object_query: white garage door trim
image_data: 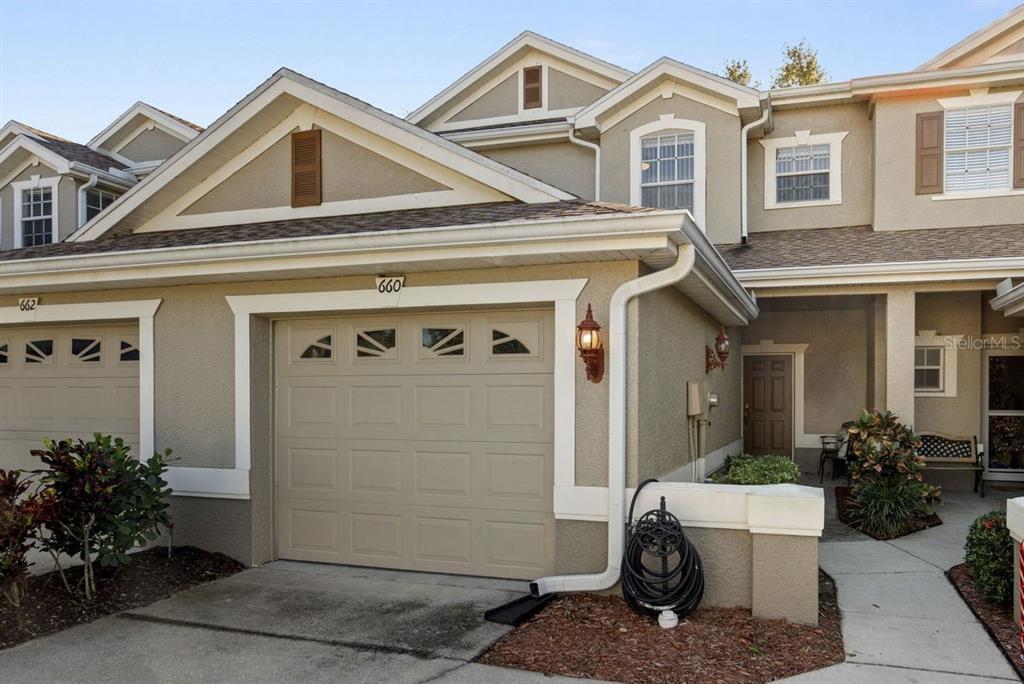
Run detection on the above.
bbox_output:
[224,279,587,507]
[0,299,161,459]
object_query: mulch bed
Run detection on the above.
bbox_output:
[0,546,243,649]
[948,563,1024,680]
[834,485,942,540]
[479,571,844,683]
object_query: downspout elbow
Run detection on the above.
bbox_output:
[740,109,770,244]
[77,174,99,229]
[567,131,601,202]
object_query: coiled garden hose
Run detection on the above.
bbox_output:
[621,478,704,619]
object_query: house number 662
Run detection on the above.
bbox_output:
[18,297,38,312]
[375,276,405,294]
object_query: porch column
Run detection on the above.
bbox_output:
[885,289,916,428]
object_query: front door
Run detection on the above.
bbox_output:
[743,355,793,457]
[984,351,1024,480]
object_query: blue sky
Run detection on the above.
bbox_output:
[1,1,1019,142]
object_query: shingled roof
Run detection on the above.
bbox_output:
[10,121,127,171]
[720,224,1024,271]
[0,200,657,263]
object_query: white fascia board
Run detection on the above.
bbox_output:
[851,61,1024,95]
[735,256,1024,289]
[991,281,1024,317]
[676,212,759,322]
[0,135,72,175]
[441,120,572,147]
[406,31,633,125]
[87,101,200,151]
[69,69,573,243]
[917,5,1024,71]
[574,57,762,130]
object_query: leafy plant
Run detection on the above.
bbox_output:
[723,59,760,88]
[845,411,939,538]
[33,435,173,600]
[771,39,827,88]
[0,469,55,607]
[712,454,800,485]
[965,511,1013,605]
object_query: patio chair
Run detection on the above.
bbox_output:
[818,431,843,483]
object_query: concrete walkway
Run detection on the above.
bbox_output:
[781,485,1023,683]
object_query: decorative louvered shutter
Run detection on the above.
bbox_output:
[1014,102,1024,189]
[915,112,943,195]
[291,129,322,207]
[523,66,542,109]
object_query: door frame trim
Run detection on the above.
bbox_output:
[223,279,587,503]
[981,347,1024,482]
[0,298,161,462]
[740,341,808,455]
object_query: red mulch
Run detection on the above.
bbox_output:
[948,563,1024,680]
[0,546,243,649]
[834,485,942,540]
[479,571,844,684]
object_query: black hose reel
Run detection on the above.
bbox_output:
[621,478,704,625]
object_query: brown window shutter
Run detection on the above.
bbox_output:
[523,66,542,109]
[291,129,322,207]
[1014,102,1024,189]
[915,111,943,195]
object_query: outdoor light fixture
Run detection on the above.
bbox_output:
[705,326,730,373]
[576,303,604,383]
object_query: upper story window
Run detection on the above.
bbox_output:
[760,131,847,210]
[943,104,1013,193]
[85,188,119,221]
[12,177,60,248]
[522,66,543,110]
[629,115,707,228]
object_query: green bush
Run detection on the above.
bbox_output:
[965,511,1013,605]
[712,454,800,485]
[846,476,931,539]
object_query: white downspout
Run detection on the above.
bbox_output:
[77,174,99,228]
[740,109,769,243]
[567,132,600,201]
[531,243,696,596]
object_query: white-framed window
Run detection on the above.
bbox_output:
[914,347,944,392]
[760,131,847,209]
[85,188,118,221]
[629,115,706,229]
[943,104,1013,193]
[914,331,963,398]
[11,177,60,248]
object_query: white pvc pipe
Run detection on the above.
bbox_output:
[531,243,696,596]
[76,174,99,228]
[740,110,769,243]
[567,132,601,201]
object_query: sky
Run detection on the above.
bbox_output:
[1,0,1020,143]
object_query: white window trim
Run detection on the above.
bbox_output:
[517,63,549,114]
[224,279,589,511]
[937,89,1023,110]
[914,330,962,398]
[629,114,706,229]
[760,130,847,210]
[0,298,161,459]
[11,176,59,248]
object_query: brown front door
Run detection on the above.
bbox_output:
[744,355,793,457]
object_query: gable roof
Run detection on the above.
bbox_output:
[572,57,762,131]
[68,68,574,243]
[87,101,203,152]
[0,121,126,171]
[918,4,1024,70]
[406,31,633,126]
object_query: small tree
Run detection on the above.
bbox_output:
[965,511,1013,605]
[33,435,173,600]
[0,469,55,607]
[771,40,827,88]
[723,59,759,88]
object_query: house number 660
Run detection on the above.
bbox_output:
[375,276,405,294]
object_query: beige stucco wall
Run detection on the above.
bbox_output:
[183,127,450,215]
[483,141,595,200]
[449,74,518,123]
[599,94,742,245]
[547,68,607,111]
[117,128,186,163]
[637,283,742,482]
[747,102,873,233]
[0,165,79,248]
[873,89,1024,231]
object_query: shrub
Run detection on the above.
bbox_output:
[33,435,173,600]
[965,511,1013,605]
[0,469,55,607]
[712,454,800,485]
[845,411,938,538]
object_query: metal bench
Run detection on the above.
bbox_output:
[917,431,985,497]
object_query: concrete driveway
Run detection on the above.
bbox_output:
[0,560,586,683]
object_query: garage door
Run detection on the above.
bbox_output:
[275,309,555,579]
[0,324,140,471]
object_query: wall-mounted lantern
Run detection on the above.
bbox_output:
[705,326,731,373]
[576,303,604,383]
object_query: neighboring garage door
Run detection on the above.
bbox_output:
[0,324,140,471]
[275,309,555,579]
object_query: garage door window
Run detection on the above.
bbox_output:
[119,340,140,362]
[71,338,102,363]
[421,327,464,357]
[25,339,53,364]
[0,342,8,364]
[300,335,333,360]
[492,329,530,355]
[355,328,397,359]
